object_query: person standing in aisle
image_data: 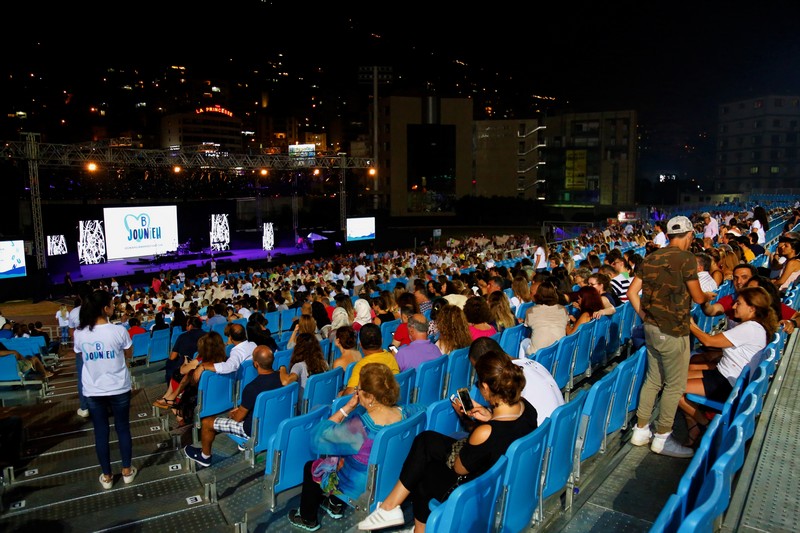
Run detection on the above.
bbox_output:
[70,283,93,418]
[626,216,712,458]
[73,289,136,489]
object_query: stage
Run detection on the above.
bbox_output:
[49,245,314,288]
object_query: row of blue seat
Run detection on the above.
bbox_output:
[650,329,786,532]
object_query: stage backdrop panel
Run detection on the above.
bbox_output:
[104,206,179,260]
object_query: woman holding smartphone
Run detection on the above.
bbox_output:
[357,350,537,532]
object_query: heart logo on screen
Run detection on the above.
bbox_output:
[124,213,150,232]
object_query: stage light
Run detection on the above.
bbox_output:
[368,167,377,176]
[313,168,320,176]
[86,162,98,172]
[260,168,268,176]
[173,165,182,174]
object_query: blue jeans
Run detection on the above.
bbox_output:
[86,391,133,475]
[60,326,69,343]
[75,353,88,410]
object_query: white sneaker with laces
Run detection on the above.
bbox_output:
[651,432,694,458]
[630,425,652,446]
[357,502,405,531]
[77,408,90,418]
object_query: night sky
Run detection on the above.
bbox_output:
[6,2,800,133]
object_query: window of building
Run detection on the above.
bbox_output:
[737,137,744,146]
[787,133,797,143]
[751,151,760,160]
[791,120,798,129]
[771,166,780,174]
[772,134,781,145]
[754,120,762,128]
[752,135,762,146]
[775,98,783,107]
[721,124,728,133]
[750,166,759,174]
[773,119,781,127]
[518,141,526,153]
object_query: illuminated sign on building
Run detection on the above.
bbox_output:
[195,105,234,117]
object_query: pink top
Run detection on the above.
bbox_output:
[470,324,497,341]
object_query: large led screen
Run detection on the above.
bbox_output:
[103,206,179,260]
[0,240,27,279]
[346,217,376,242]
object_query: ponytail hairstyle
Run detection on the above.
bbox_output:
[474,349,526,407]
[79,289,113,331]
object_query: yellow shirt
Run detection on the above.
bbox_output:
[346,350,400,389]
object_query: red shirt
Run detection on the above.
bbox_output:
[128,325,146,339]
[393,322,411,346]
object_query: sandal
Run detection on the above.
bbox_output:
[685,419,708,448]
[153,397,175,409]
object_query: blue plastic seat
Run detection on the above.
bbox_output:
[170,326,183,349]
[395,367,416,405]
[499,324,526,358]
[263,310,281,334]
[278,308,298,334]
[496,418,550,533]
[347,410,427,516]
[552,330,579,392]
[574,369,617,485]
[379,319,402,350]
[537,389,587,522]
[130,332,150,363]
[649,493,683,533]
[412,354,447,404]
[531,341,559,376]
[626,345,648,415]
[443,347,472,398]
[685,366,751,419]
[589,315,612,369]
[193,371,236,444]
[263,405,329,511]
[569,321,594,392]
[302,367,344,414]
[678,469,730,533]
[606,305,624,360]
[235,359,259,405]
[226,382,299,467]
[273,348,293,372]
[606,352,639,436]
[426,455,507,533]
[0,349,47,396]
[515,301,534,320]
[211,322,228,342]
[424,398,468,440]
[147,332,172,367]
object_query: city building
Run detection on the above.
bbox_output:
[379,96,473,216]
[473,119,545,199]
[540,110,637,209]
[161,106,243,153]
[715,95,800,193]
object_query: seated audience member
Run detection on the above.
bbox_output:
[195,323,256,378]
[159,316,205,392]
[771,232,800,294]
[679,286,777,447]
[341,323,400,396]
[486,290,518,333]
[184,345,280,467]
[390,305,416,349]
[470,336,564,426]
[287,363,426,530]
[278,332,329,393]
[744,275,797,321]
[162,331,228,428]
[587,272,621,310]
[356,350,537,531]
[127,317,146,339]
[565,285,605,336]
[463,296,498,341]
[287,314,323,350]
[0,341,53,378]
[245,312,279,353]
[695,252,719,293]
[523,279,569,356]
[700,263,757,327]
[331,325,362,373]
[434,304,473,356]
[394,314,443,371]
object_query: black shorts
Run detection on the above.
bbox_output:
[701,369,734,403]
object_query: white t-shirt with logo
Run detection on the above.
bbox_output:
[74,323,133,396]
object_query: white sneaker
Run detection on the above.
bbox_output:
[99,473,113,489]
[651,432,694,458]
[357,502,405,530]
[123,466,137,484]
[77,408,90,418]
[630,425,652,446]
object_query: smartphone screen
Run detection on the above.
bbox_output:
[457,388,474,412]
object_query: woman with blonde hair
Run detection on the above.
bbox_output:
[287,314,322,349]
[718,246,740,282]
[487,291,518,332]
[705,247,726,287]
[434,304,473,355]
[508,275,531,311]
[56,303,71,344]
